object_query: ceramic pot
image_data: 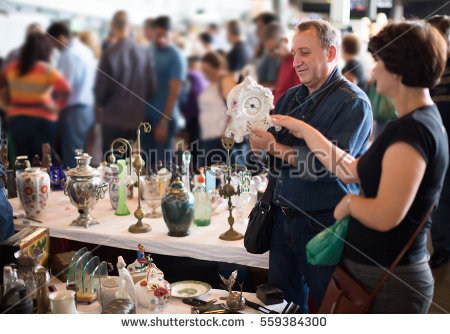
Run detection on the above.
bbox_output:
[161,178,194,237]
[17,167,50,218]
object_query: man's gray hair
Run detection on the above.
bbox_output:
[297,20,341,51]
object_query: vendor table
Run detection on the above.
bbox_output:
[10,191,269,269]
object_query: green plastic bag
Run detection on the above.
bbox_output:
[306,217,350,266]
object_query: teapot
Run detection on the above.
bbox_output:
[135,267,171,311]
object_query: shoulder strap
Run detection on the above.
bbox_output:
[371,199,437,298]
[276,78,346,138]
[259,175,276,209]
[299,78,347,122]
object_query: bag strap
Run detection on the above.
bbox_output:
[370,199,437,298]
[258,175,276,210]
[276,78,346,138]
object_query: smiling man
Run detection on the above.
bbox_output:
[248,20,373,312]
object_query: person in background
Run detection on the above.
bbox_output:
[0,117,14,242]
[0,33,71,160]
[101,30,116,51]
[199,32,214,54]
[94,10,156,154]
[78,30,102,59]
[427,15,450,269]
[143,16,186,164]
[271,21,448,313]
[249,20,372,311]
[207,23,228,52]
[341,33,368,93]
[198,52,235,168]
[226,20,252,82]
[2,23,43,69]
[253,12,281,89]
[182,56,209,171]
[47,22,97,168]
[143,18,154,46]
[368,79,397,138]
[260,22,301,104]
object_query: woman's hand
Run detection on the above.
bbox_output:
[270,115,308,139]
[334,194,354,222]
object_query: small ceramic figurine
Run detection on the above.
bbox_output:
[117,256,137,307]
[127,244,153,273]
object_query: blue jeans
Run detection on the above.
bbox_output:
[141,119,177,170]
[269,206,336,312]
[431,170,450,257]
[59,104,94,168]
[9,116,57,159]
[0,187,14,242]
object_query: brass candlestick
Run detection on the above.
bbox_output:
[217,135,244,241]
[108,122,152,233]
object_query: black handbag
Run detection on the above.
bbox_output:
[244,176,276,254]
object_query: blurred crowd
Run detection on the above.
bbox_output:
[0,11,447,172]
[0,9,449,314]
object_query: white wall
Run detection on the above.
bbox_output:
[0,12,49,57]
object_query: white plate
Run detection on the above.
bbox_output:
[170,280,211,298]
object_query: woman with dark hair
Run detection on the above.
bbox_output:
[197,52,235,168]
[270,21,448,313]
[0,33,71,159]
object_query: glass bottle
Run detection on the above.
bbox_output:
[193,168,212,227]
[115,159,130,216]
[182,150,191,193]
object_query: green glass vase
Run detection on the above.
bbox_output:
[115,159,130,216]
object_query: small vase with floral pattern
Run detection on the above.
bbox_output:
[17,167,50,218]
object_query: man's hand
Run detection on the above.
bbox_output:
[248,127,277,155]
[154,120,169,144]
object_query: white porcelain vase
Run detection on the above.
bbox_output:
[17,167,50,218]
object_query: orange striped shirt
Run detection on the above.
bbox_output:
[0,61,71,121]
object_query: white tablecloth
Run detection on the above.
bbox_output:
[11,191,269,269]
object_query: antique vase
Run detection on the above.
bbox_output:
[161,178,194,237]
[17,167,50,218]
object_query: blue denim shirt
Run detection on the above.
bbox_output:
[271,67,373,211]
